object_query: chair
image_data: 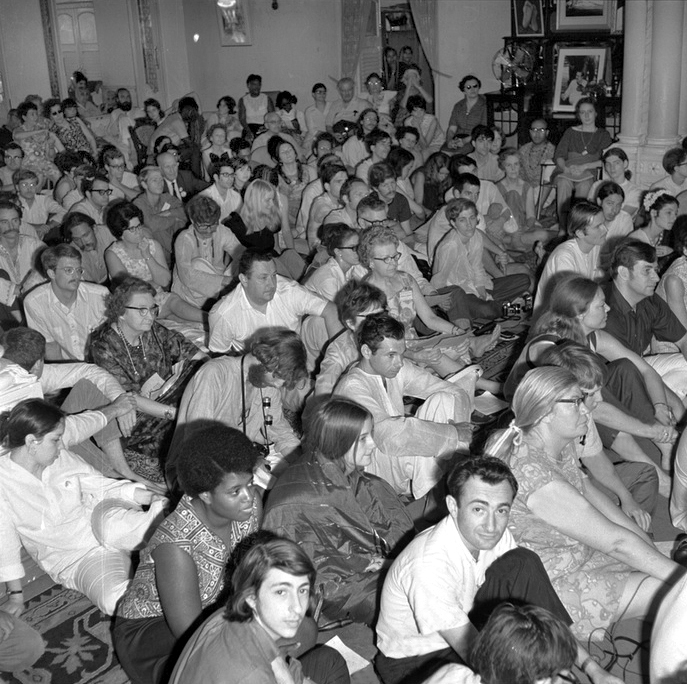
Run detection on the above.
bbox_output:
[536,160,557,220]
[129,122,156,171]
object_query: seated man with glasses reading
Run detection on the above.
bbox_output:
[24,243,108,361]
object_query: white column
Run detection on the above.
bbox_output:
[617,0,649,147]
[646,0,684,145]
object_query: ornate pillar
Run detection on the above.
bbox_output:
[646,0,684,145]
[617,0,649,148]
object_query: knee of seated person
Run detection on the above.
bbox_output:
[495,547,546,574]
[0,620,46,671]
[22,626,46,668]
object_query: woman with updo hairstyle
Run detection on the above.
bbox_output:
[505,273,677,493]
[485,366,681,642]
[113,424,263,684]
[263,396,414,626]
[342,108,379,170]
[223,177,305,280]
[168,536,350,684]
[587,147,644,217]
[628,189,678,257]
[304,222,360,301]
[0,398,165,617]
[411,151,451,213]
[203,95,242,140]
[201,123,232,178]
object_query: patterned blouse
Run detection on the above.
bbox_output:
[118,493,260,619]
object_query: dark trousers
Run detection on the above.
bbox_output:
[447,274,531,322]
[374,548,571,684]
[301,646,351,684]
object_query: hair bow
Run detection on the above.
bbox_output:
[210,152,231,166]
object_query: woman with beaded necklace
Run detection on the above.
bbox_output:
[89,277,205,485]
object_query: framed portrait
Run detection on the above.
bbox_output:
[553,46,606,112]
[513,0,545,38]
[555,0,616,32]
[217,0,251,46]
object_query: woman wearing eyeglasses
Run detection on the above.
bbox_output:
[43,98,97,158]
[104,200,205,326]
[358,224,477,378]
[486,366,684,645]
[89,277,205,485]
[444,75,487,155]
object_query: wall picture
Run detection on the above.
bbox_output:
[555,0,615,32]
[217,0,252,46]
[513,0,545,38]
[553,47,606,112]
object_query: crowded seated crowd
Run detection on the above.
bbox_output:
[2,60,687,684]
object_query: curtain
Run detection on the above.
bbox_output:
[408,0,438,73]
[341,0,372,79]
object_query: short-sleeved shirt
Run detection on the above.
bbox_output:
[208,275,328,353]
[377,191,411,224]
[603,283,686,355]
[24,282,108,360]
[376,515,516,658]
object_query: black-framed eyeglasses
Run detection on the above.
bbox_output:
[372,252,401,264]
[340,244,359,252]
[93,188,113,196]
[50,109,63,116]
[125,305,159,317]
[557,396,585,408]
[195,222,218,231]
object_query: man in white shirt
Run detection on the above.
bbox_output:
[374,457,572,684]
[24,244,107,361]
[334,313,475,501]
[102,146,140,200]
[208,250,341,357]
[105,88,145,166]
[325,77,369,132]
[534,201,607,310]
[200,159,243,222]
[14,168,65,240]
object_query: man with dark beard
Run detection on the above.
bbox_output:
[165,327,307,491]
[105,88,144,166]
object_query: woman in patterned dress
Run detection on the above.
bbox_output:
[113,425,263,684]
[486,366,682,641]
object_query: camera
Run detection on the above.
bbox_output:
[501,301,521,317]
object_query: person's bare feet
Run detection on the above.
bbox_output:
[470,324,501,358]
[658,468,672,499]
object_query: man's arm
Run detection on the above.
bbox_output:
[41,362,124,400]
[320,301,343,339]
[439,624,479,663]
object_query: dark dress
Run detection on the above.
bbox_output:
[88,321,201,481]
[223,212,277,255]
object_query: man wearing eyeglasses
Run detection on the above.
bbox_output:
[69,173,115,228]
[103,146,140,201]
[0,142,24,192]
[24,244,107,361]
[199,159,242,222]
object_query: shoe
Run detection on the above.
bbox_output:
[673,534,687,567]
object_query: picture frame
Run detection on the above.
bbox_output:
[513,0,545,38]
[217,0,251,46]
[552,46,606,113]
[555,0,615,32]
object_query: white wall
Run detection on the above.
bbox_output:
[434,0,511,129]
[182,0,341,113]
[0,0,52,106]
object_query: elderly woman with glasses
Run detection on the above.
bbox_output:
[486,366,684,646]
[89,277,205,485]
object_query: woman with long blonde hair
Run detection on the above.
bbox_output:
[223,178,305,280]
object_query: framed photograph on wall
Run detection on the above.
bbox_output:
[513,0,545,38]
[553,46,606,112]
[555,0,615,32]
[217,0,252,46]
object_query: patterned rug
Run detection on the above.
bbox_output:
[8,587,124,684]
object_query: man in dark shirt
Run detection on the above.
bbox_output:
[369,162,413,240]
[604,240,687,414]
